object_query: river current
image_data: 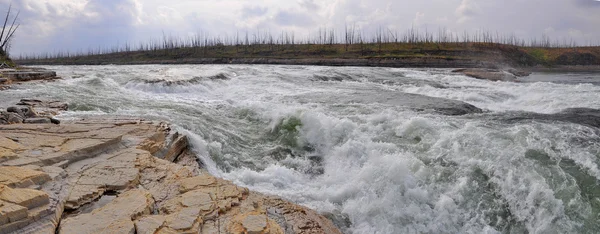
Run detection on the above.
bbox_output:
[2,65,600,234]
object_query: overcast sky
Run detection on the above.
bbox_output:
[2,0,600,56]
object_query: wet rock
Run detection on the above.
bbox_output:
[299,90,483,116]
[2,112,24,124]
[6,106,25,118]
[431,102,483,116]
[23,118,52,124]
[21,106,39,118]
[208,73,229,80]
[312,73,355,82]
[506,68,532,77]
[502,108,600,129]
[452,68,519,81]
[17,99,69,111]
[155,132,188,162]
[50,118,61,124]
[1,70,58,82]
[1,100,62,125]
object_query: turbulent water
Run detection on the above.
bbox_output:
[2,65,600,234]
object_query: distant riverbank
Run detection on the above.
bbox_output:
[16,42,600,71]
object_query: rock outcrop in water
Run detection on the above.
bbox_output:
[0,68,60,90]
[503,108,600,129]
[0,106,341,233]
[452,68,531,82]
[0,100,66,125]
[294,90,483,116]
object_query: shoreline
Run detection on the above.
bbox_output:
[17,57,600,72]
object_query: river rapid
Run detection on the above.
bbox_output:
[2,65,600,234]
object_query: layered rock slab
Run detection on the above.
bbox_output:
[0,118,341,234]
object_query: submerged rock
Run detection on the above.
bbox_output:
[132,73,230,87]
[501,107,600,128]
[293,90,483,116]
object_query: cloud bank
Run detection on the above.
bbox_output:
[2,0,599,55]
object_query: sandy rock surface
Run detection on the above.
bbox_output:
[0,115,341,234]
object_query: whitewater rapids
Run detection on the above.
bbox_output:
[2,65,600,234]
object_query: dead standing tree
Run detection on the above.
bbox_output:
[0,4,20,56]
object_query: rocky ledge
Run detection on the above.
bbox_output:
[0,68,59,90]
[1,99,66,125]
[452,68,531,82]
[0,113,340,233]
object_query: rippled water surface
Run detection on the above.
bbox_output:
[2,65,600,234]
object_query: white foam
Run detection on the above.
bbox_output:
[400,73,600,114]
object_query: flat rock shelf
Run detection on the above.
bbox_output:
[0,68,60,90]
[0,117,341,234]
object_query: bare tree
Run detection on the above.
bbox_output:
[0,4,19,56]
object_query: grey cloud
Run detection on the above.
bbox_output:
[273,10,315,27]
[299,0,319,11]
[241,6,268,18]
[574,0,600,6]
[16,0,139,54]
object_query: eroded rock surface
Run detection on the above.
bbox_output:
[0,116,341,234]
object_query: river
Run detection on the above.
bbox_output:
[2,65,600,234]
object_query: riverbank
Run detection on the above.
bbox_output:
[0,100,341,234]
[15,43,600,71]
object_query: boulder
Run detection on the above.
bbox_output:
[6,107,25,118]
[3,112,23,124]
[50,118,61,124]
